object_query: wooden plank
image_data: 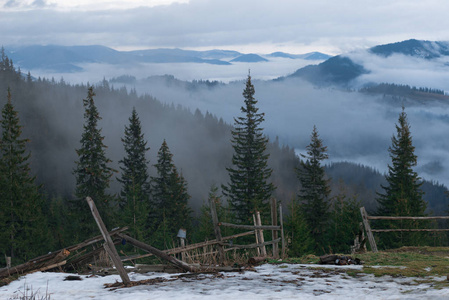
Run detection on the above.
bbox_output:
[256,212,267,256]
[372,229,449,232]
[117,233,198,273]
[367,216,449,220]
[279,203,286,259]
[86,197,131,286]
[360,207,378,253]
[219,222,280,231]
[271,198,279,259]
[209,196,225,265]
[221,238,281,249]
[253,214,260,256]
[0,249,70,279]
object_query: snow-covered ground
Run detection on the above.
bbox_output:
[1,264,448,299]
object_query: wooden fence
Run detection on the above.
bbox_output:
[209,197,286,264]
[360,206,449,252]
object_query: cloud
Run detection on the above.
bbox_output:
[2,0,449,53]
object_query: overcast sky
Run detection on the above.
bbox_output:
[2,0,449,54]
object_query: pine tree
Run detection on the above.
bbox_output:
[117,108,151,241]
[285,198,314,257]
[296,126,331,254]
[73,86,116,241]
[150,140,192,248]
[328,182,362,253]
[377,107,426,248]
[192,185,233,243]
[0,89,49,263]
[222,74,275,224]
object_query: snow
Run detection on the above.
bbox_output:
[1,264,448,299]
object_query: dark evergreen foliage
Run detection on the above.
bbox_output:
[376,107,427,248]
[222,74,275,224]
[150,140,192,248]
[296,126,331,254]
[73,87,116,241]
[117,108,151,241]
[0,89,50,263]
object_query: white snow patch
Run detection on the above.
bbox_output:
[0,264,448,299]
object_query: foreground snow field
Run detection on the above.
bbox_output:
[1,264,448,299]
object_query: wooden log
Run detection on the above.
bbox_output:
[367,216,449,220]
[253,214,260,256]
[256,211,267,256]
[279,203,286,259]
[360,207,378,253]
[117,233,199,273]
[219,222,280,231]
[271,198,279,259]
[121,231,256,262]
[86,197,131,286]
[0,249,70,279]
[66,227,128,252]
[37,260,67,272]
[209,196,225,265]
[372,228,449,232]
[248,256,267,265]
[221,238,281,249]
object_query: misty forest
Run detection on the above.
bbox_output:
[1,45,449,267]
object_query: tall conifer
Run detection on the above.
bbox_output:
[73,86,115,241]
[0,89,49,262]
[150,140,191,248]
[377,107,426,248]
[222,74,275,223]
[118,108,151,241]
[296,126,331,254]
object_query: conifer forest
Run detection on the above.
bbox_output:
[1,50,449,267]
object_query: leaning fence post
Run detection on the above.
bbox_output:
[86,197,131,286]
[360,206,378,253]
[256,211,267,256]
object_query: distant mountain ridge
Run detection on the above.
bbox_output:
[287,39,449,88]
[5,45,330,72]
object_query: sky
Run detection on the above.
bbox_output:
[2,0,449,54]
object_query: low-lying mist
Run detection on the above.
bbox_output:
[112,76,449,188]
[23,55,449,192]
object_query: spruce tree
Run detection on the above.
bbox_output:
[377,107,426,248]
[296,126,331,254]
[222,74,275,223]
[117,108,151,241]
[150,140,192,248]
[0,89,49,262]
[73,86,115,241]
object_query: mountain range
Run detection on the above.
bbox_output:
[4,45,331,73]
[287,39,449,89]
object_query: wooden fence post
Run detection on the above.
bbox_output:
[360,206,378,253]
[271,198,279,259]
[209,196,225,265]
[253,214,261,256]
[279,203,286,259]
[256,211,267,256]
[86,197,131,286]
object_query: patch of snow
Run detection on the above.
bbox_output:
[0,264,448,299]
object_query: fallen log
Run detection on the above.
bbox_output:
[0,249,70,279]
[117,233,199,273]
[248,256,268,265]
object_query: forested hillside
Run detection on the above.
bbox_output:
[1,49,449,263]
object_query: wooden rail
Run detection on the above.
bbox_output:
[360,206,449,252]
